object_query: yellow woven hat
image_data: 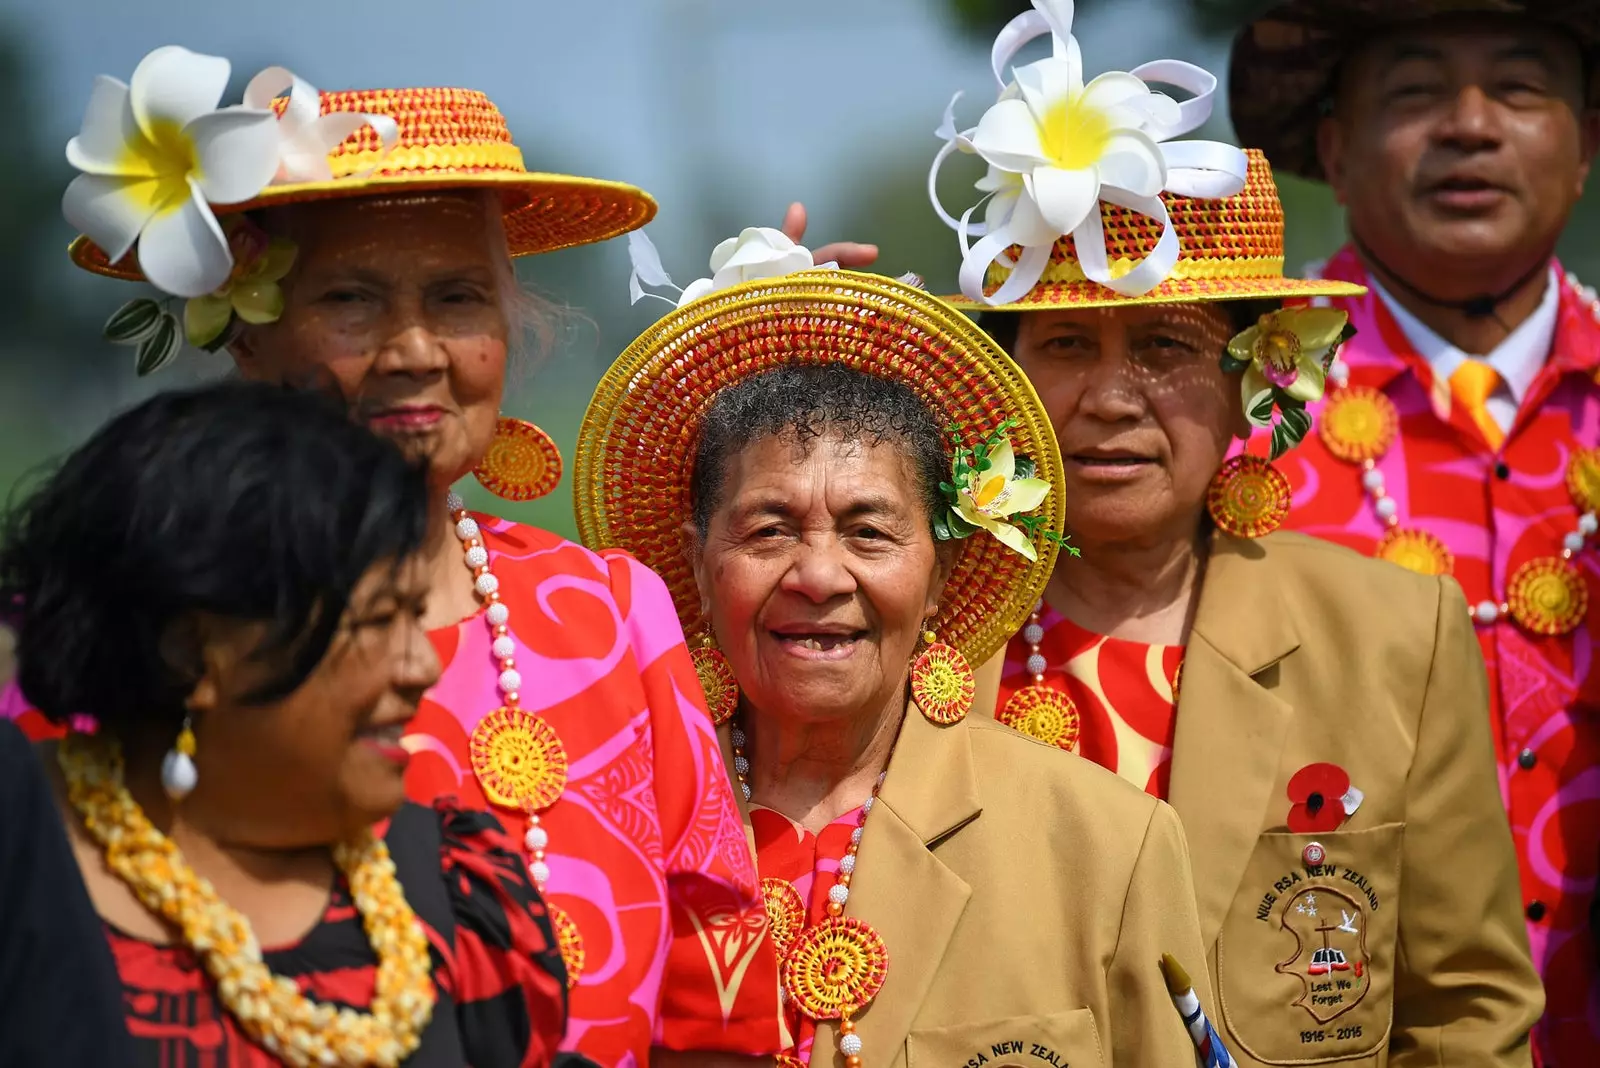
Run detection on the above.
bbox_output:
[575,231,1069,669]
[64,47,655,293]
[927,0,1363,311]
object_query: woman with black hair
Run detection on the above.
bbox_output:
[0,381,568,1067]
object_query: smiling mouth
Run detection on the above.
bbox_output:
[771,631,868,656]
[1071,454,1152,466]
[357,721,409,746]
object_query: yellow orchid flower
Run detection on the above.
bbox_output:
[1230,306,1350,426]
[183,218,297,349]
[953,435,1053,562]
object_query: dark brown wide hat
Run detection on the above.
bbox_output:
[1228,0,1600,181]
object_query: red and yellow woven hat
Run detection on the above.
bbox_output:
[65,48,655,289]
[927,0,1364,311]
[574,258,1067,668]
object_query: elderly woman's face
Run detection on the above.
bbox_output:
[233,193,511,492]
[1012,304,1242,546]
[181,556,439,847]
[692,434,950,728]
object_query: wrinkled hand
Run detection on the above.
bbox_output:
[781,202,878,269]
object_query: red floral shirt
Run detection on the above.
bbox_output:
[1241,246,1600,1065]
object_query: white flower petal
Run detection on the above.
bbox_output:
[987,520,1040,562]
[706,234,743,274]
[136,179,233,298]
[971,98,1051,173]
[1095,131,1167,196]
[1078,71,1153,114]
[62,172,167,263]
[65,76,152,177]
[1014,57,1081,123]
[280,112,370,181]
[188,107,280,204]
[677,277,716,307]
[129,46,230,143]
[1025,165,1101,235]
[983,184,1021,230]
[720,234,805,273]
[1006,186,1065,247]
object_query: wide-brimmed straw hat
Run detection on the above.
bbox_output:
[945,149,1366,311]
[1230,0,1600,182]
[574,258,1067,669]
[67,50,655,286]
[927,0,1363,312]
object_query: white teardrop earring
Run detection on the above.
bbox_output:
[160,716,198,800]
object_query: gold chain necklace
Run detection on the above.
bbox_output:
[58,733,435,1067]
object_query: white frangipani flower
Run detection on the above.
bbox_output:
[628,226,824,308]
[63,47,281,298]
[928,0,1249,306]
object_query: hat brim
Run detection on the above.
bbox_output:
[573,269,1066,669]
[69,172,657,282]
[943,274,1367,312]
[1230,0,1600,182]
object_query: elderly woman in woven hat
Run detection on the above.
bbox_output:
[9,45,786,1068]
[575,232,1233,1067]
[923,3,1544,1065]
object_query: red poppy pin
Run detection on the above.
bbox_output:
[1286,762,1364,833]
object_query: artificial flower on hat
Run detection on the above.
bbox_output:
[1224,306,1357,458]
[929,0,1249,306]
[625,226,1070,565]
[63,45,397,374]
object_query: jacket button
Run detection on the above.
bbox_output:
[1495,462,1511,480]
[1518,748,1537,770]
[1527,900,1547,921]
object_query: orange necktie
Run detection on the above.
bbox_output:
[1448,360,1505,450]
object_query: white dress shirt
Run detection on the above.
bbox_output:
[1368,268,1560,435]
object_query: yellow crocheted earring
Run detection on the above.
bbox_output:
[690,632,740,726]
[474,416,563,501]
[910,628,974,725]
[1207,454,1291,539]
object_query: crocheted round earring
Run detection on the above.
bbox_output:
[474,416,563,501]
[1207,455,1291,538]
[910,628,974,725]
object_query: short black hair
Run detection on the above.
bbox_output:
[0,380,431,742]
[689,364,947,538]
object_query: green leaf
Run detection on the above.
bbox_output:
[946,510,981,538]
[1013,455,1037,481]
[1219,352,1250,375]
[134,312,182,376]
[933,513,954,541]
[1248,391,1277,426]
[103,298,163,344]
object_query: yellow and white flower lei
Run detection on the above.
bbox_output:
[59,733,436,1067]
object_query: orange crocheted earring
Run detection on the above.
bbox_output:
[910,627,974,725]
[690,632,740,726]
[1207,454,1291,538]
[474,416,563,501]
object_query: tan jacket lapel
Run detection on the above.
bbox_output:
[812,708,980,1063]
[1168,533,1300,944]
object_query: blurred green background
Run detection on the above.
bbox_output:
[2,0,1596,541]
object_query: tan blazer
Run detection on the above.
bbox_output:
[720,710,1217,1068]
[981,531,1543,1068]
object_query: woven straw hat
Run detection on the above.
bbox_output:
[1229,0,1600,182]
[71,85,656,283]
[574,269,1066,668]
[946,149,1365,311]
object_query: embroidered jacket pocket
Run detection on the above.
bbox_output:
[907,1009,1104,1068]
[1217,822,1403,1065]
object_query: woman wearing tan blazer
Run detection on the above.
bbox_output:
[576,235,1231,1066]
[927,6,1544,1065]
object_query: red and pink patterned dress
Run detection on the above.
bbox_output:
[997,606,1184,799]
[4,517,784,1068]
[748,804,865,1066]
[1240,246,1600,1065]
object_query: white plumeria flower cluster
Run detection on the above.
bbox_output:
[627,225,835,308]
[928,0,1250,305]
[63,46,398,300]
